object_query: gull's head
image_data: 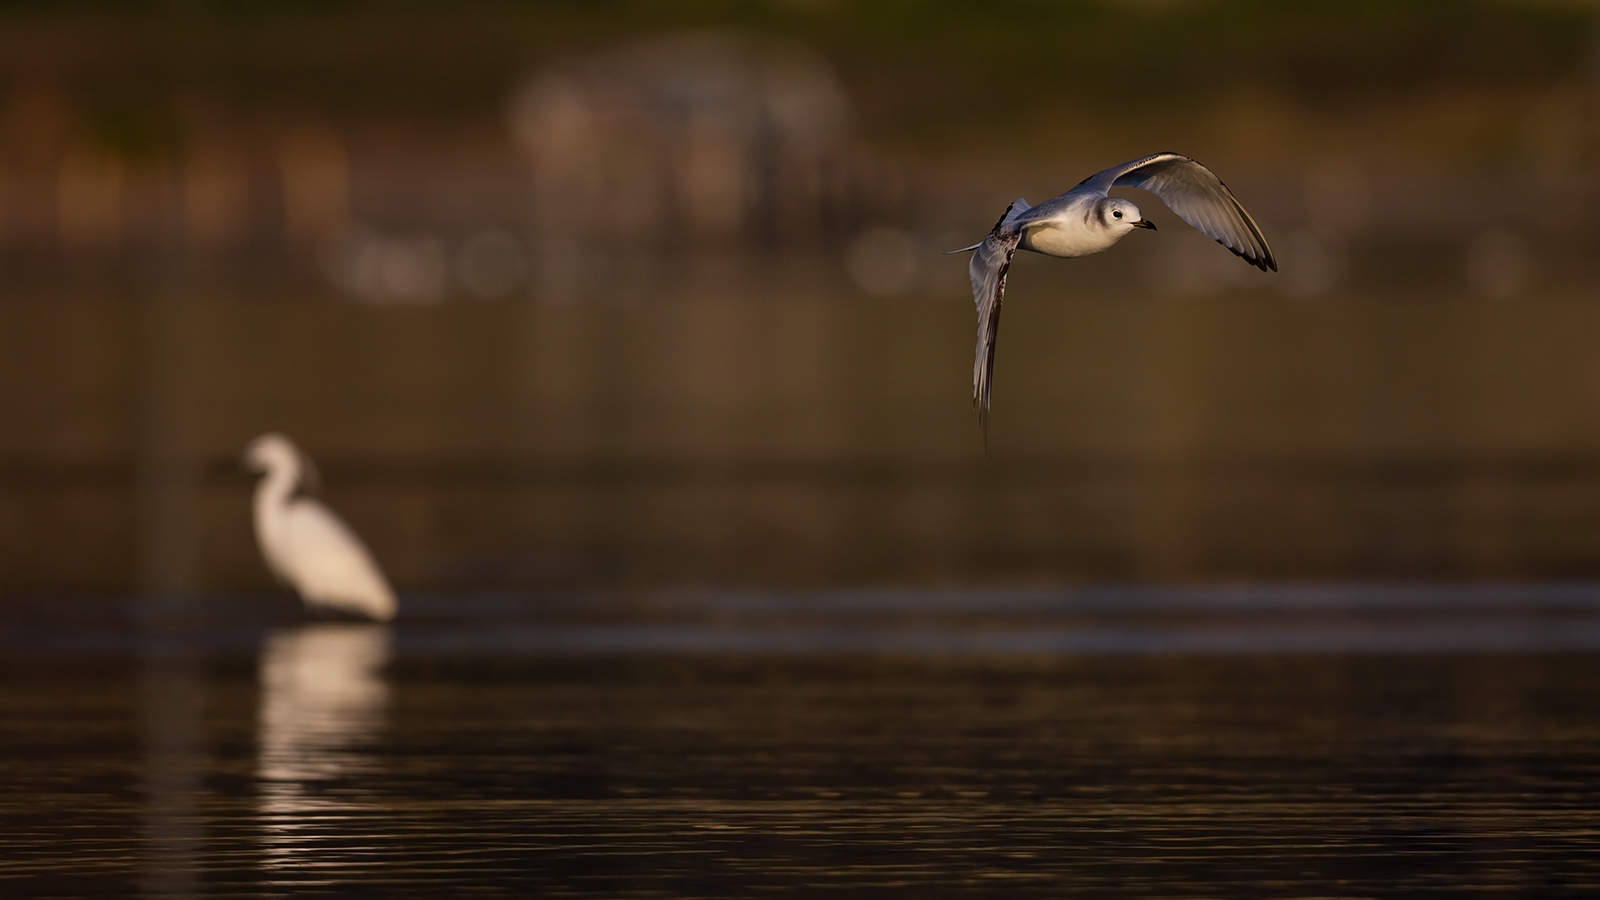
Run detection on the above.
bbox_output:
[243,432,301,477]
[1099,198,1156,234]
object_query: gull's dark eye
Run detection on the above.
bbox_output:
[1112,210,1122,219]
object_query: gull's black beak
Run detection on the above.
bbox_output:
[1133,218,1157,230]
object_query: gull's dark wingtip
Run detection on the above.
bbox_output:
[1217,238,1278,274]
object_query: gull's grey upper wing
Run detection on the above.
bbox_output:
[965,201,1027,441]
[1080,152,1276,272]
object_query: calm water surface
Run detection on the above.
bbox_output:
[4,588,1600,897]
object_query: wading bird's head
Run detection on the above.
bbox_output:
[243,432,318,490]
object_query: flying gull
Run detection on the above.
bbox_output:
[950,152,1276,440]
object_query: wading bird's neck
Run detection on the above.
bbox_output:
[253,457,300,532]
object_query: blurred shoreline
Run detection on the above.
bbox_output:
[4,3,1600,595]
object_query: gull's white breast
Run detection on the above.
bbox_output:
[1018,196,1125,258]
[1020,219,1122,258]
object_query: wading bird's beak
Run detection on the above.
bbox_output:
[1133,218,1157,230]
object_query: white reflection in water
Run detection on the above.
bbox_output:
[257,625,390,870]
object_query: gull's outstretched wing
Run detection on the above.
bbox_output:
[963,200,1028,441]
[1080,152,1276,272]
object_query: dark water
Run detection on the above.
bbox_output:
[5,588,1600,898]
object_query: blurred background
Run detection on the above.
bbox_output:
[5,0,1600,598]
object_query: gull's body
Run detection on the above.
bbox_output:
[954,152,1277,437]
[245,434,397,622]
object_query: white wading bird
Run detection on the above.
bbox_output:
[951,152,1277,439]
[244,433,397,622]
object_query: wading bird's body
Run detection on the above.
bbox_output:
[954,152,1277,438]
[245,433,397,622]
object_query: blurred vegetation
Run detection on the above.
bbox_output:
[5,2,1600,591]
[0,0,1593,158]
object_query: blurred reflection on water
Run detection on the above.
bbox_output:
[138,647,202,900]
[257,625,390,874]
[4,590,1600,897]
